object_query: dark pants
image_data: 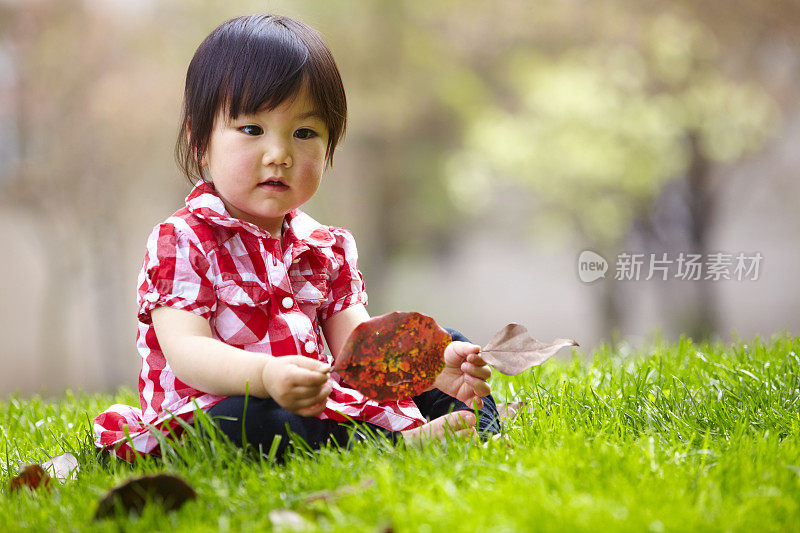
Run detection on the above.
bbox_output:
[206,328,500,459]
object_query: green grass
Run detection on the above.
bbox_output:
[2,334,799,532]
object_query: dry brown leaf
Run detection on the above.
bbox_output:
[93,473,196,519]
[481,323,578,375]
[42,453,79,482]
[9,464,51,493]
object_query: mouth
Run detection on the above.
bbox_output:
[258,178,289,190]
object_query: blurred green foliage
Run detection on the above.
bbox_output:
[440,10,779,248]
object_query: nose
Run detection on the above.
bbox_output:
[261,137,292,168]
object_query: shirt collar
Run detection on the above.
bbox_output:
[185,180,335,248]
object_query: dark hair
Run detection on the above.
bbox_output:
[175,14,347,182]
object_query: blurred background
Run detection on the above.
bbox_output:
[0,0,798,396]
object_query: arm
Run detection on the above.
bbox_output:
[321,303,371,361]
[152,306,331,416]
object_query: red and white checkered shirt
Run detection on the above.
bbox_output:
[93,180,425,459]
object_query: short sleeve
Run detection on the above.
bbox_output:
[318,227,368,322]
[137,223,216,324]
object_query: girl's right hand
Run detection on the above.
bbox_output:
[260,355,332,417]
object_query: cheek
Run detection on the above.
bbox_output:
[298,158,323,176]
[226,148,259,174]
[297,149,325,185]
[208,142,252,177]
[300,162,323,195]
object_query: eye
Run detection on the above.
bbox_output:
[239,125,263,136]
[294,128,317,140]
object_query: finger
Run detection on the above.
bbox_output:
[473,381,492,399]
[289,366,331,387]
[444,411,476,432]
[461,361,491,381]
[464,375,491,398]
[466,352,488,366]
[291,381,332,399]
[296,401,327,418]
[453,426,479,439]
[457,390,484,410]
[291,356,331,373]
[470,396,484,410]
[451,341,481,358]
[294,384,332,409]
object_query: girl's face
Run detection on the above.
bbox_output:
[202,85,328,238]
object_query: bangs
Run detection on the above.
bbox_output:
[218,19,310,119]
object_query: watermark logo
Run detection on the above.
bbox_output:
[578,250,763,282]
[577,250,608,282]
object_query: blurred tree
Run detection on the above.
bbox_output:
[425,3,781,340]
[0,0,190,389]
[306,2,469,264]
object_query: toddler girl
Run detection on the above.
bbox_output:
[94,14,500,461]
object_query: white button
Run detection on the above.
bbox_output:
[304,341,316,354]
[145,293,159,303]
[281,296,294,309]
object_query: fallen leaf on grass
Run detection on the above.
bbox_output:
[42,452,79,482]
[334,311,449,402]
[9,464,51,493]
[481,323,578,375]
[93,473,196,519]
[9,453,80,493]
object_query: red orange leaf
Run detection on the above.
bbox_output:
[334,311,449,402]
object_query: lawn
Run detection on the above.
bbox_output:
[2,334,799,532]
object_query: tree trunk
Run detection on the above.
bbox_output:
[37,227,79,393]
[88,225,128,388]
[599,273,624,348]
[684,130,717,341]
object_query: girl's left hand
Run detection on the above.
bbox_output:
[432,341,492,409]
